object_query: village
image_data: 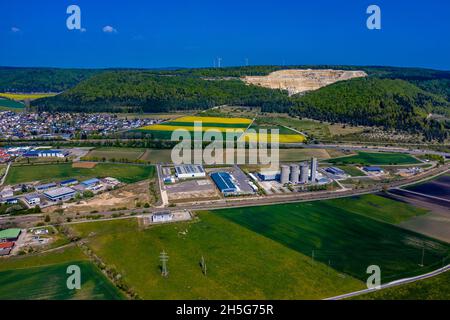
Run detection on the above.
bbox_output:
[0,111,159,140]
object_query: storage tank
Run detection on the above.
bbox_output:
[290,164,299,184]
[299,162,309,184]
[280,165,290,184]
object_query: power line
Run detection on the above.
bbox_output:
[160,250,169,277]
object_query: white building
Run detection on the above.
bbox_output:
[25,194,41,206]
[174,165,206,179]
[152,212,174,223]
[0,187,14,199]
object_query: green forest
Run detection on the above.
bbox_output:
[33,70,291,113]
[0,67,101,92]
[290,78,449,141]
[1,65,448,141]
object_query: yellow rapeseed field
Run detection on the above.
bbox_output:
[0,93,57,100]
[140,124,247,133]
[242,132,306,143]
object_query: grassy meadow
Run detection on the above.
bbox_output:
[351,271,450,300]
[82,147,146,162]
[0,97,25,111]
[214,194,449,283]
[328,152,421,165]
[0,246,122,300]
[0,261,123,300]
[5,162,155,184]
[70,214,364,299]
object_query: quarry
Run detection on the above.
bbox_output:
[244,69,367,95]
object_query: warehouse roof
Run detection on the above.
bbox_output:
[0,242,14,249]
[36,183,57,190]
[210,172,238,193]
[44,187,76,198]
[0,228,21,240]
[24,194,40,201]
[60,178,78,185]
[81,178,100,186]
[175,164,205,175]
[363,166,383,172]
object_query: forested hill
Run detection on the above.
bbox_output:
[33,70,291,113]
[4,65,446,141]
[0,67,102,92]
[291,78,449,141]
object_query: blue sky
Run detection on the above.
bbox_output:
[1,0,449,70]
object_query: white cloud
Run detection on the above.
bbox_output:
[102,25,117,33]
[11,27,20,33]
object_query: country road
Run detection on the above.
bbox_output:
[324,264,450,300]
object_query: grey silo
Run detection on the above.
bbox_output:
[280,165,290,184]
[290,164,299,184]
[299,162,309,184]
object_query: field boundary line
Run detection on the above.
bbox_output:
[324,264,450,300]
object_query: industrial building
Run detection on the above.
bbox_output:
[257,170,280,181]
[210,172,239,195]
[175,164,206,179]
[325,167,346,176]
[0,187,14,200]
[81,178,101,187]
[0,241,14,256]
[44,187,76,202]
[0,228,22,242]
[25,194,40,206]
[35,183,57,192]
[60,178,79,187]
[152,212,174,223]
[0,197,18,205]
[23,149,69,158]
[363,166,383,173]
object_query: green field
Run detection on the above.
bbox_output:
[83,147,146,162]
[5,163,155,184]
[335,165,366,176]
[328,152,421,165]
[0,261,123,300]
[214,195,449,283]
[71,214,364,299]
[0,245,123,300]
[0,97,25,111]
[352,271,450,300]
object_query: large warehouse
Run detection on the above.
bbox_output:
[175,164,206,179]
[210,172,239,195]
[44,187,76,202]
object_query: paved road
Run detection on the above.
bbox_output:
[324,264,450,300]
